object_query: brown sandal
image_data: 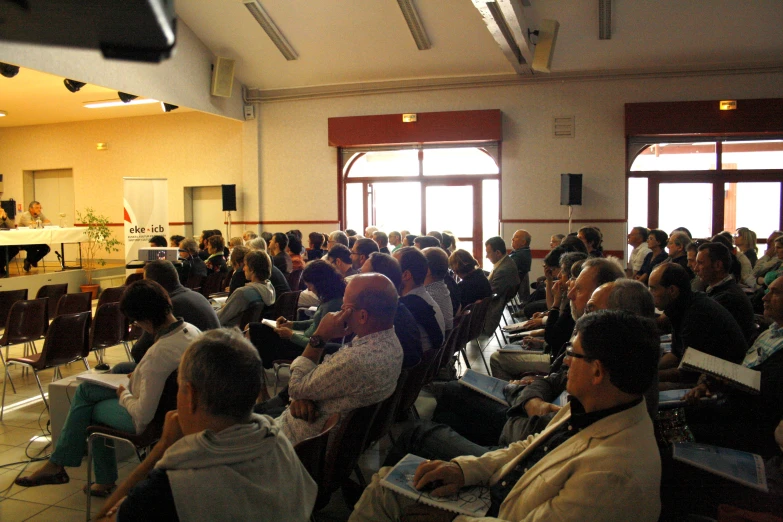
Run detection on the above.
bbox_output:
[15,468,69,487]
[83,483,117,498]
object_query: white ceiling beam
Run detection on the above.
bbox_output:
[472,0,532,75]
[496,0,535,65]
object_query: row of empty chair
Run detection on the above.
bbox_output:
[0,284,137,419]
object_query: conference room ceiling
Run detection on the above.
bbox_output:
[0,1,781,128]
[177,0,783,92]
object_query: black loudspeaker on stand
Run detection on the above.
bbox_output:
[222,184,237,211]
[560,174,582,206]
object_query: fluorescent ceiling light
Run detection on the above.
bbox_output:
[397,0,431,50]
[84,98,160,109]
[243,0,298,60]
[0,110,6,117]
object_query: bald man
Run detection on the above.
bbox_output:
[508,229,532,300]
[274,273,404,446]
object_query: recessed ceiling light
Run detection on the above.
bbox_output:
[0,110,6,117]
[83,98,159,109]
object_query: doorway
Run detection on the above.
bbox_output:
[342,145,500,267]
[27,168,76,264]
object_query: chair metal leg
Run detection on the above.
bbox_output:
[1,363,8,420]
[474,338,491,374]
[82,358,90,371]
[123,341,133,361]
[33,370,49,411]
[0,348,15,395]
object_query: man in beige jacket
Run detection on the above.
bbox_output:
[350,309,662,522]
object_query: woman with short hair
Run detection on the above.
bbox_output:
[15,280,201,495]
[217,250,276,327]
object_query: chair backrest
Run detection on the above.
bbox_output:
[199,271,226,298]
[272,290,302,321]
[431,310,471,380]
[184,275,206,291]
[286,269,303,292]
[55,292,92,317]
[0,289,28,328]
[90,303,126,351]
[35,311,92,369]
[96,286,126,308]
[395,354,434,418]
[518,272,531,301]
[294,412,340,490]
[35,284,67,319]
[1,297,48,346]
[467,295,494,341]
[124,272,143,286]
[238,300,264,331]
[364,368,409,450]
[318,402,382,509]
[148,370,179,434]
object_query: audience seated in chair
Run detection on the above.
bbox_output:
[260,273,403,446]
[694,241,755,342]
[287,233,305,271]
[269,232,293,274]
[651,263,748,387]
[15,280,201,496]
[350,309,662,522]
[124,260,220,367]
[255,260,345,366]
[681,273,783,457]
[448,249,492,310]
[204,235,227,274]
[217,250,276,328]
[95,328,317,522]
[393,247,444,353]
[177,238,207,284]
[0,208,19,276]
[421,247,454,333]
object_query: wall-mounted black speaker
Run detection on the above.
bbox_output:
[221,184,237,211]
[560,174,582,206]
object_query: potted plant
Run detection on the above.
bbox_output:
[77,208,122,299]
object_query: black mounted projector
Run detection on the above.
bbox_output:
[0,0,177,63]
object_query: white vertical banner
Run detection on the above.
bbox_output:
[124,177,168,273]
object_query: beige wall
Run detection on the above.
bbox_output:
[0,111,247,258]
[256,70,783,275]
[1,68,781,271]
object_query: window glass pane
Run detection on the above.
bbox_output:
[426,185,473,238]
[628,178,648,229]
[631,143,716,172]
[345,183,363,233]
[423,148,499,176]
[482,180,499,271]
[346,150,419,178]
[658,183,713,238]
[372,182,421,234]
[722,140,783,170]
[724,182,780,240]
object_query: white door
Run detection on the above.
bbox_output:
[191,186,224,243]
[32,169,76,264]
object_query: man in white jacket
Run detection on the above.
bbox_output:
[350,310,662,522]
[96,328,317,522]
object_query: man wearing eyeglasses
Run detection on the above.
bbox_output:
[351,310,662,522]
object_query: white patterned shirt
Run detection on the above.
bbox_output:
[278,327,403,445]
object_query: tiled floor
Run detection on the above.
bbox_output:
[0,313,508,521]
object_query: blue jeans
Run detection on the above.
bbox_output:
[50,382,135,484]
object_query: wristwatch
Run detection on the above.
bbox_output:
[309,335,326,349]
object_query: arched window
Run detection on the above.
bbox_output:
[341,145,500,267]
